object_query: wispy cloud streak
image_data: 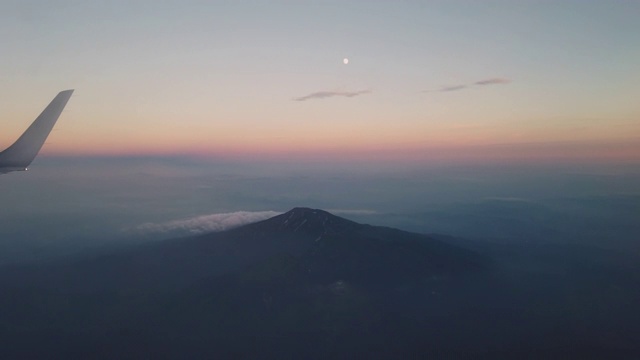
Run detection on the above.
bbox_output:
[131,211,282,237]
[293,90,371,102]
[326,209,378,215]
[438,85,467,92]
[426,77,512,93]
[475,78,511,86]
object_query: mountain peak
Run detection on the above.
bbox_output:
[247,207,361,236]
[286,207,332,219]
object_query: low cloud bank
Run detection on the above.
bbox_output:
[327,209,378,215]
[132,211,282,237]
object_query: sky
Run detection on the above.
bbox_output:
[1,0,639,163]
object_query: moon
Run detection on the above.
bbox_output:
[343,58,349,65]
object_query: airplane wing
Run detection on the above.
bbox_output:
[0,90,74,174]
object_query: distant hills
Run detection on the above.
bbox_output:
[1,208,639,359]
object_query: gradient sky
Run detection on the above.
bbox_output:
[1,0,639,163]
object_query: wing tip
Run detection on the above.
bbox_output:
[59,89,75,96]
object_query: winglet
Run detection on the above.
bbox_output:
[0,90,74,172]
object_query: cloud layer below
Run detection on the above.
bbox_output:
[132,211,282,237]
[326,209,378,215]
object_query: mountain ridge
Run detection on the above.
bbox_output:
[1,208,636,358]
[0,207,486,293]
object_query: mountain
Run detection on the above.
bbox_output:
[3,208,638,358]
[0,207,485,292]
[0,208,489,358]
[128,208,491,358]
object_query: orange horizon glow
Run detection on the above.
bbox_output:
[2,1,639,171]
[40,136,640,165]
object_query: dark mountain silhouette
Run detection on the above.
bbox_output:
[1,208,639,359]
[0,207,485,293]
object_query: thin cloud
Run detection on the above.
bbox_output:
[425,77,511,93]
[326,209,378,216]
[293,89,371,102]
[130,211,282,237]
[475,78,511,86]
[438,85,467,92]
